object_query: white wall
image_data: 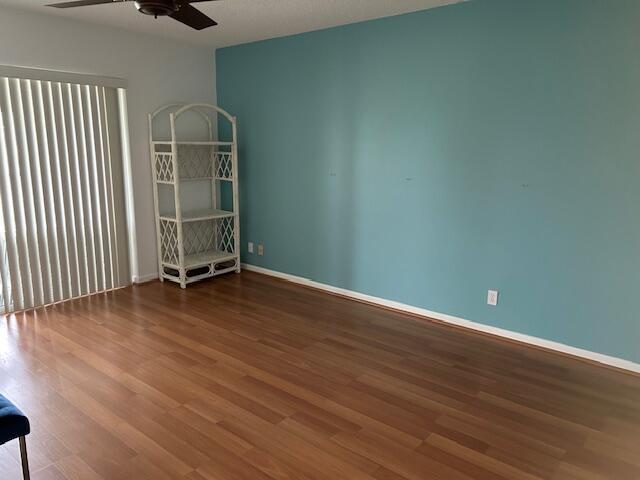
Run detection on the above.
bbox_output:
[0,6,216,281]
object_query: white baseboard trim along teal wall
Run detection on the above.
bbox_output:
[243,264,640,374]
[217,0,640,365]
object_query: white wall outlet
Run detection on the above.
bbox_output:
[248,242,254,254]
[487,290,499,306]
[257,244,264,256]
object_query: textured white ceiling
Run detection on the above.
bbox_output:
[0,0,464,48]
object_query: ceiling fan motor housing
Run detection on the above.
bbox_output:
[134,0,178,17]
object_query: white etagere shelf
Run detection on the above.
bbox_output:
[149,103,240,288]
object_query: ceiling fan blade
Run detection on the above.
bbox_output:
[47,0,130,8]
[170,3,217,30]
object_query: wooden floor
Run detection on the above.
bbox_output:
[1,272,640,480]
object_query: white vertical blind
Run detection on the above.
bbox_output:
[0,76,129,313]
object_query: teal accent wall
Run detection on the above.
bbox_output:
[216,0,640,363]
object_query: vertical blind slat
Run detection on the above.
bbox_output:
[74,85,96,293]
[74,84,97,294]
[23,80,54,305]
[101,87,121,287]
[12,79,44,309]
[2,78,31,310]
[64,83,90,296]
[95,87,115,290]
[0,193,11,313]
[52,82,81,299]
[81,85,104,292]
[0,99,16,312]
[38,81,66,302]
[89,86,110,290]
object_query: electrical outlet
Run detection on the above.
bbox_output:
[257,244,264,256]
[487,290,499,306]
[248,242,254,254]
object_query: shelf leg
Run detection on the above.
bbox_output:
[180,268,187,289]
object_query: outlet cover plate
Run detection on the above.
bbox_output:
[487,290,499,306]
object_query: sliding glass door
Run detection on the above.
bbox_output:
[0,76,130,313]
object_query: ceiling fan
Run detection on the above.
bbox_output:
[46,0,219,30]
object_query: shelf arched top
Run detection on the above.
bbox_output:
[173,103,235,124]
[150,102,212,126]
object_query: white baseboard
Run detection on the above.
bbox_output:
[242,263,640,375]
[133,272,159,284]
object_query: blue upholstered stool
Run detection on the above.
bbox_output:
[0,394,30,480]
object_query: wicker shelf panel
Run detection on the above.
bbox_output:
[155,153,174,183]
[177,144,213,180]
[159,219,179,265]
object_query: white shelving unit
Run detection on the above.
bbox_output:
[149,103,240,288]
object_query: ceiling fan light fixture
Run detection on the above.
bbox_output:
[134,0,177,17]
